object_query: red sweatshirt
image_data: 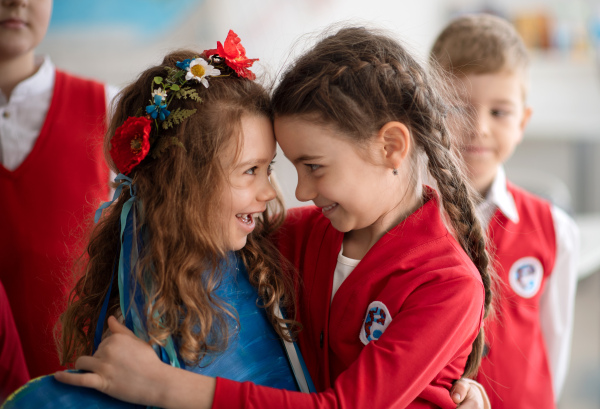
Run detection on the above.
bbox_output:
[0,70,109,378]
[476,182,557,408]
[212,188,485,408]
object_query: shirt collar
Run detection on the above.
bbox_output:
[3,55,55,102]
[484,166,519,223]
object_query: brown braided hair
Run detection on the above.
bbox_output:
[272,26,493,376]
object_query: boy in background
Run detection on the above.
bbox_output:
[0,0,117,379]
[431,13,579,409]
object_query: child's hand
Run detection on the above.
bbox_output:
[54,316,166,407]
[451,378,491,409]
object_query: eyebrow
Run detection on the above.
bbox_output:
[490,99,517,106]
[236,152,277,168]
[291,154,323,164]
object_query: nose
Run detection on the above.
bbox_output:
[258,175,277,203]
[474,108,490,138]
[294,172,317,203]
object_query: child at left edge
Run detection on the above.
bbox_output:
[0,0,119,380]
[0,281,28,402]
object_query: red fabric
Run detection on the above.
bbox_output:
[0,281,29,400]
[476,182,557,408]
[0,70,109,378]
[212,188,485,409]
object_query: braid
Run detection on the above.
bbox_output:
[272,26,495,377]
[405,65,493,376]
[419,122,492,376]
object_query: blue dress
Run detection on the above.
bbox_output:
[2,256,307,409]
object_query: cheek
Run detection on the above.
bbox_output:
[228,186,254,210]
[32,6,52,39]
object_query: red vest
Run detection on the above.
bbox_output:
[476,182,557,408]
[0,70,109,378]
[0,281,29,399]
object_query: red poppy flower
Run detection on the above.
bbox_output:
[204,30,258,80]
[109,116,152,175]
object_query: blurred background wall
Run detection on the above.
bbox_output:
[40,0,600,212]
[39,1,600,408]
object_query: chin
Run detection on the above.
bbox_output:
[330,219,353,233]
[230,237,248,251]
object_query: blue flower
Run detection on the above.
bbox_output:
[146,94,170,121]
[176,59,192,71]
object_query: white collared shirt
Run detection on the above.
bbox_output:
[477,166,580,401]
[0,56,119,171]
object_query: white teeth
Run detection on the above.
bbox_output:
[322,203,337,212]
[236,213,253,224]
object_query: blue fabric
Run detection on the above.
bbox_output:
[3,254,311,409]
[1,373,144,409]
[6,179,313,408]
[183,255,299,391]
[92,259,116,354]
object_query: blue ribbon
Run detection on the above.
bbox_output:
[92,174,180,370]
[93,258,117,354]
[94,174,136,223]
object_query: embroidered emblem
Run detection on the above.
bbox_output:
[359,301,392,345]
[508,257,544,298]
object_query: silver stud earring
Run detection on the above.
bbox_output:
[392,169,398,175]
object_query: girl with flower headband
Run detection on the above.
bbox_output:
[49,27,492,409]
[3,30,314,409]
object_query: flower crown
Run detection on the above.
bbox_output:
[109,30,258,176]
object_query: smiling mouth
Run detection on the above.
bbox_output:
[321,203,338,214]
[236,213,254,224]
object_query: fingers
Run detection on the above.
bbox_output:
[452,378,490,409]
[54,355,110,393]
[54,370,106,391]
[468,381,491,409]
[107,315,134,336]
[455,390,484,409]
[75,355,102,372]
[451,378,469,404]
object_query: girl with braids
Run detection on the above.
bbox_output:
[54,27,491,409]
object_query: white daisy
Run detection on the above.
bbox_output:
[151,87,168,102]
[186,58,221,88]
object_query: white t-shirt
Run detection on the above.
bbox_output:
[331,246,360,302]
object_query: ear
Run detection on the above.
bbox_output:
[517,106,533,144]
[376,121,411,169]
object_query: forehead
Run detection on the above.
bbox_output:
[274,116,355,159]
[234,114,276,163]
[456,70,527,104]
